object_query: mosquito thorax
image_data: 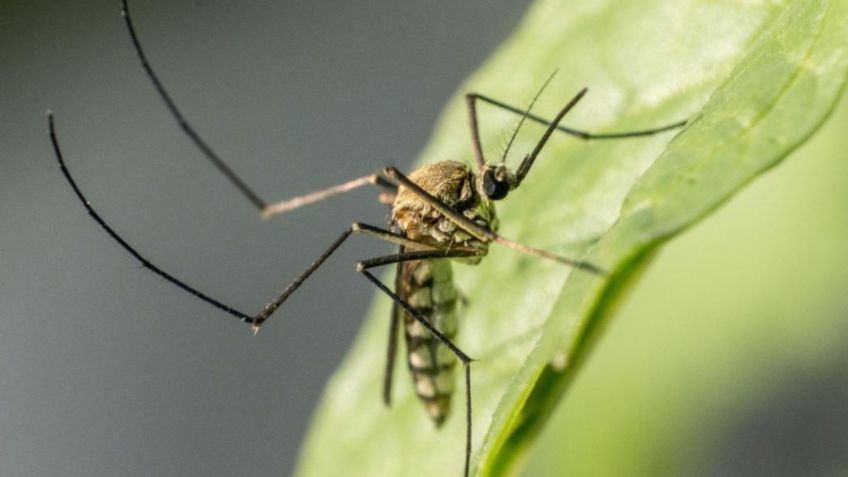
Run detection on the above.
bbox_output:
[393,161,497,254]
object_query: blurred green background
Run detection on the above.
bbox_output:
[523,89,848,476]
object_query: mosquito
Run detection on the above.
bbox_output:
[47,1,687,475]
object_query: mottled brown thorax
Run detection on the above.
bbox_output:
[392,161,497,250]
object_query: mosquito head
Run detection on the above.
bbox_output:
[480,163,515,201]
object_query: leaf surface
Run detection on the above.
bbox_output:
[296,0,848,475]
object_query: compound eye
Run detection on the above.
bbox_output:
[483,170,509,200]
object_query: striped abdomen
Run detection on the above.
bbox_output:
[396,258,459,426]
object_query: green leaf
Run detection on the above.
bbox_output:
[295,1,848,476]
[521,74,848,477]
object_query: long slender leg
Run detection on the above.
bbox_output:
[465,92,487,172]
[384,166,604,274]
[182,216,460,331]
[252,225,473,330]
[379,247,485,406]
[121,0,265,210]
[513,88,588,187]
[358,247,484,477]
[50,111,448,331]
[357,249,484,271]
[54,109,475,474]
[251,222,459,331]
[367,247,484,407]
[353,223,472,256]
[262,175,397,219]
[359,268,474,477]
[467,92,688,140]
[384,252,402,406]
[121,0,393,219]
[465,70,558,174]
[49,112,255,322]
[384,244,413,407]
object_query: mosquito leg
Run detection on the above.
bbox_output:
[384,244,406,408]
[249,228,472,331]
[351,223,438,251]
[50,112,442,330]
[465,91,487,172]
[467,92,687,140]
[359,268,474,477]
[465,70,557,173]
[384,291,401,406]
[262,175,397,219]
[513,88,589,186]
[358,247,483,476]
[362,247,482,405]
[363,246,482,407]
[49,111,256,322]
[121,0,267,210]
[122,0,397,218]
[356,248,482,271]
[384,166,604,274]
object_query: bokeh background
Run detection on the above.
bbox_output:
[522,93,848,476]
[0,1,531,476]
[2,1,847,477]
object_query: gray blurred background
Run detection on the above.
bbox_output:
[0,1,531,475]
[4,1,848,477]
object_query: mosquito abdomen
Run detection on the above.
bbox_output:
[399,258,459,426]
